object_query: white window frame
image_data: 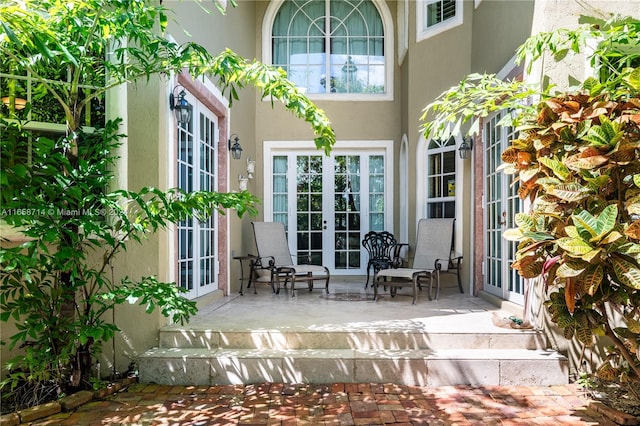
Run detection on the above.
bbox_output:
[417,132,465,255]
[416,0,463,42]
[425,137,456,219]
[399,134,409,243]
[262,0,394,101]
[397,0,409,66]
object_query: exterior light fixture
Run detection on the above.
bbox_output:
[1,96,27,110]
[458,136,473,160]
[228,134,243,160]
[169,86,193,125]
[246,157,256,179]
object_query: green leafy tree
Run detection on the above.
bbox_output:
[421,15,640,382]
[0,0,336,403]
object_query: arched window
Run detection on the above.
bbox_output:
[268,0,391,98]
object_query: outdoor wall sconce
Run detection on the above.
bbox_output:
[246,157,256,179]
[169,85,193,125]
[238,175,248,191]
[458,136,473,160]
[1,96,27,110]
[228,134,243,160]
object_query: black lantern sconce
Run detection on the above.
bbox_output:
[458,136,473,160]
[169,86,193,125]
[228,134,243,160]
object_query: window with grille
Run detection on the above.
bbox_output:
[271,0,387,96]
[417,0,463,41]
[426,0,456,28]
[426,137,456,218]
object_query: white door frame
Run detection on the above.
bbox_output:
[263,140,394,274]
[482,112,524,305]
[175,92,220,300]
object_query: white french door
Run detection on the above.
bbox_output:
[177,97,219,299]
[483,112,525,304]
[265,141,393,275]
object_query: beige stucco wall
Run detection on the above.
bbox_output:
[404,1,474,285]
[98,1,260,375]
[166,1,258,294]
[98,77,167,375]
[471,0,535,74]
[252,0,403,237]
[529,0,640,93]
[164,1,260,288]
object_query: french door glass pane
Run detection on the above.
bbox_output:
[177,111,217,296]
[443,150,455,173]
[484,111,524,302]
[180,261,192,291]
[485,114,502,291]
[296,156,324,264]
[273,156,288,227]
[273,175,286,192]
[335,155,361,269]
[368,155,384,230]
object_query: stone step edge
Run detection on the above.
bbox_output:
[139,348,568,387]
[158,329,547,351]
[140,347,567,361]
[159,327,543,335]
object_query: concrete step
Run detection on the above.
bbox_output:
[157,327,547,351]
[138,347,569,387]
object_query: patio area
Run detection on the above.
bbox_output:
[139,275,569,387]
[190,275,513,333]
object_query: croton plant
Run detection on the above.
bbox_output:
[502,93,640,381]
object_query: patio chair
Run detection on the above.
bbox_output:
[373,218,454,303]
[251,221,330,296]
[362,231,406,289]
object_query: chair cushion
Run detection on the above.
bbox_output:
[376,268,432,279]
[282,265,328,276]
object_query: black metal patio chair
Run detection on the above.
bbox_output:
[362,231,405,289]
